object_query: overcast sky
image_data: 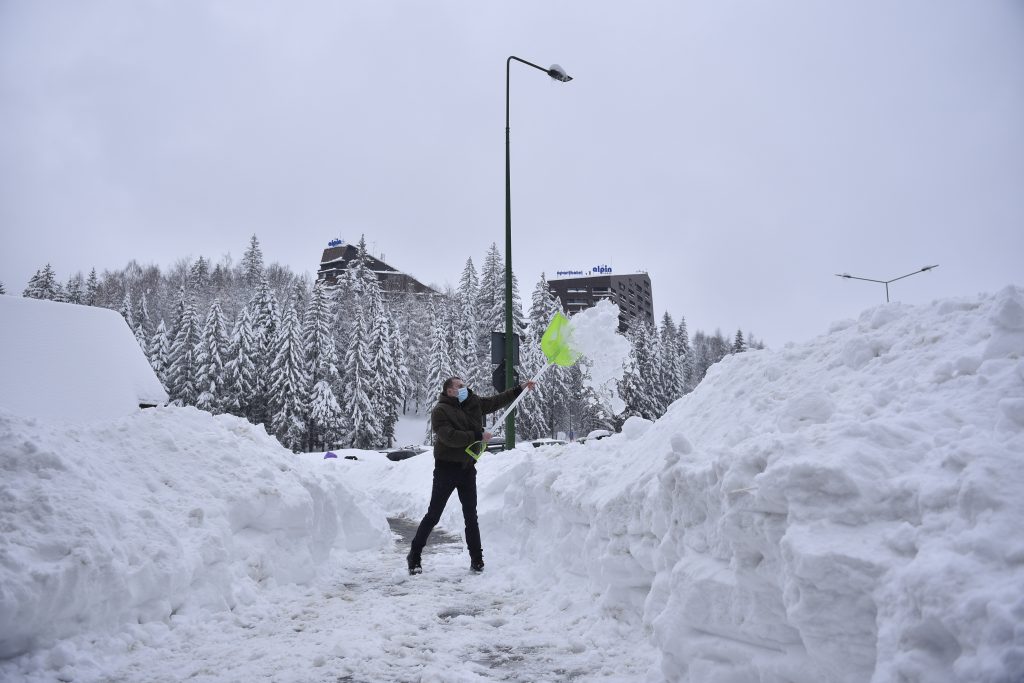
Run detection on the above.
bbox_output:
[2,0,1022,346]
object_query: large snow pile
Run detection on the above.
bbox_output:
[0,406,391,660]
[484,285,1024,682]
[346,286,1024,682]
[0,296,168,422]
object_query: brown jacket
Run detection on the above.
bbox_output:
[431,386,524,465]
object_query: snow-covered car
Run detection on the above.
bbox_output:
[529,438,568,448]
[380,445,429,462]
[576,429,613,444]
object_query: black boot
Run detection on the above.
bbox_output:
[470,551,484,573]
[407,551,422,575]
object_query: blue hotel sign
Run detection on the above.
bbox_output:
[555,265,613,277]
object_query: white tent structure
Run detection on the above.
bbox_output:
[0,296,167,422]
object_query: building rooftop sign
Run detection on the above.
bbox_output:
[554,265,614,278]
[327,238,345,247]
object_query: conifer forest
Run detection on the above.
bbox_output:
[15,235,762,451]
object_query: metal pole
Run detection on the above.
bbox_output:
[503,55,571,449]
[505,57,515,449]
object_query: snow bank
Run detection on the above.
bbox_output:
[0,296,167,422]
[0,406,390,659]
[482,286,1024,682]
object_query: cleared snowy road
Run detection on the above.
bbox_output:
[80,518,656,682]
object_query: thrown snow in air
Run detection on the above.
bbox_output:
[566,299,630,414]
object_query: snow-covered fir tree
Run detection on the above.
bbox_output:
[303,279,339,386]
[618,320,662,421]
[342,235,379,299]
[371,312,401,448]
[195,299,230,414]
[390,320,412,415]
[241,235,264,288]
[247,277,281,426]
[300,279,340,439]
[289,279,309,313]
[341,310,381,449]
[425,299,456,398]
[307,380,345,451]
[395,295,433,414]
[454,258,483,389]
[223,307,258,418]
[119,290,136,330]
[423,298,456,443]
[24,268,42,300]
[677,315,696,394]
[476,244,503,340]
[529,273,562,339]
[148,320,172,390]
[477,243,526,346]
[732,329,747,353]
[23,264,64,301]
[514,328,550,439]
[134,292,152,351]
[269,303,310,450]
[65,274,84,304]
[659,313,686,407]
[166,288,202,406]
[189,256,210,296]
[84,268,100,306]
[0,281,6,295]
[340,235,399,446]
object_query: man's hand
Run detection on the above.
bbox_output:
[522,380,537,391]
[482,431,493,442]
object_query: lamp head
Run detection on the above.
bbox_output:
[921,264,939,272]
[547,64,573,82]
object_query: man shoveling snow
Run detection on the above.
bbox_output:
[406,311,587,576]
[406,375,535,575]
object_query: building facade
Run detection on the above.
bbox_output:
[547,270,654,332]
[317,241,436,295]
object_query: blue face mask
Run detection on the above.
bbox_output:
[457,387,469,403]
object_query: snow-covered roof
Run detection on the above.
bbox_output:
[0,296,168,422]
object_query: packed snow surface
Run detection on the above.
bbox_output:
[2,286,1023,682]
[0,296,167,422]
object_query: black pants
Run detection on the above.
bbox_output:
[410,461,481,557]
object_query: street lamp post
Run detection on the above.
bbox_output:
[835,265,939,302]
[504,56,572,450]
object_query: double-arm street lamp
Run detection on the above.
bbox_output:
[835,265,939,302]
[505,56,572,449]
